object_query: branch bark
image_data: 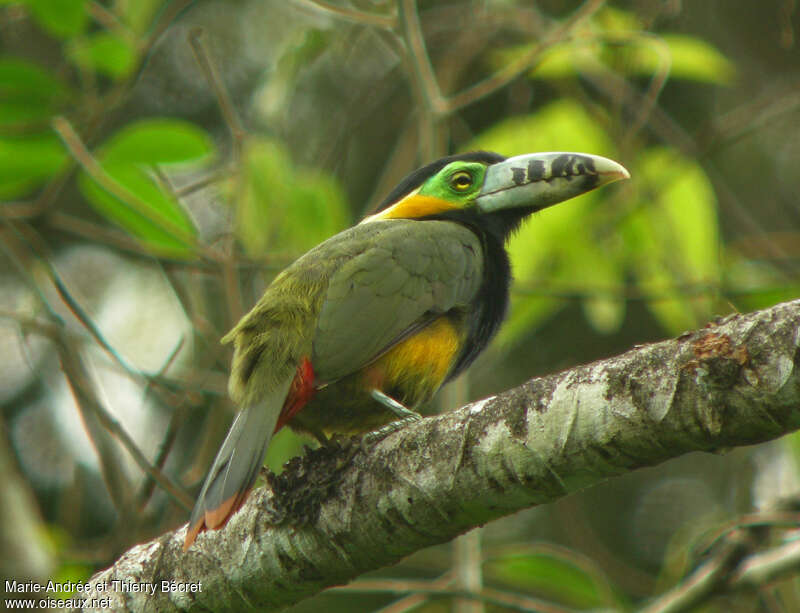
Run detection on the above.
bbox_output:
[74,299,800,612]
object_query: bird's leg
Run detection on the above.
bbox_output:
[362,389,423,445]
[371,389,422,420]
[307,427,332,448]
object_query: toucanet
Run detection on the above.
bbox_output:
[184,151,629,549]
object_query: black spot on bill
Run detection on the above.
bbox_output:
[527,159,545,182]
[550,155,569,178]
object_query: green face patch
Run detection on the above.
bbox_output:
[417,161,489,206]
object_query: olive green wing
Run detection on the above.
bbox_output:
[312,219,484,383]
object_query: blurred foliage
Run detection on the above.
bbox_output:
[499,6,737,84]
[484,545,620,609]
[234,138,350,256]
[0,0,799,611]
[67,31,137,79]
[77,118,214,256]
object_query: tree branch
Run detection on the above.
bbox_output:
[73,299,800,612]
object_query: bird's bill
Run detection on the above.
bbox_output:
[475,152,629,214]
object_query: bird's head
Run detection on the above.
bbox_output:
[364,151,629,239]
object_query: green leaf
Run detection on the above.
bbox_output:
[67,32,136,79]
[79,163,196,256]
[26,0,87,38]
[484,548,619,609]
[101,119,214,165]
[235,139,349,256]
[0,132,67,198]
[631,35,736,85]
[0,56,70,127]
[77,119,214,257]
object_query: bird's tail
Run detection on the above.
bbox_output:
[184,378,292,550]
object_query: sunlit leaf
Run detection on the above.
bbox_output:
[101,119,214,165]
[0,132,67,198]
[632,35,735,85]
[79,164,196,256]
[235,139,349,256]
[67,32,136,79]
[77,119,214,257]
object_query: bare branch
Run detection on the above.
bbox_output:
[72,299,800,612]
[293,0,397,30]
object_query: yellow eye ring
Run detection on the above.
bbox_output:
[449,170,473,191]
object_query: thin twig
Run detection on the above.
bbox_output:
[186,27,246,323]
[293,0,397,29]
[48,211,158,255]
[137,337,190,511]
[140,0,196,53]
[732,538,800,589]
[640,527,800,613]
[0,222,64,325]
[47,211,290,271]
[639,536,750,613]
[61,351,133,515]
[172,167,233,197]
[4,217,195,511]
[60,340,194,511]
[87,1,138,44]
[51,269,139,375]
[398,0,444,114]
[137,402,190,511]
[372,572,453,613]
[187,27,245,161]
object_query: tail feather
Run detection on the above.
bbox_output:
[184,377,292,550]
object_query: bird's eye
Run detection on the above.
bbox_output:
[449,170,473,191]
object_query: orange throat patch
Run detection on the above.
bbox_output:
[366,193,460,222]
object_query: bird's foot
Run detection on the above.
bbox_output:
[361,413,423,448]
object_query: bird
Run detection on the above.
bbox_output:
[184,150,629,549]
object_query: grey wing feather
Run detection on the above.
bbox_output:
[312,220,483,383]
